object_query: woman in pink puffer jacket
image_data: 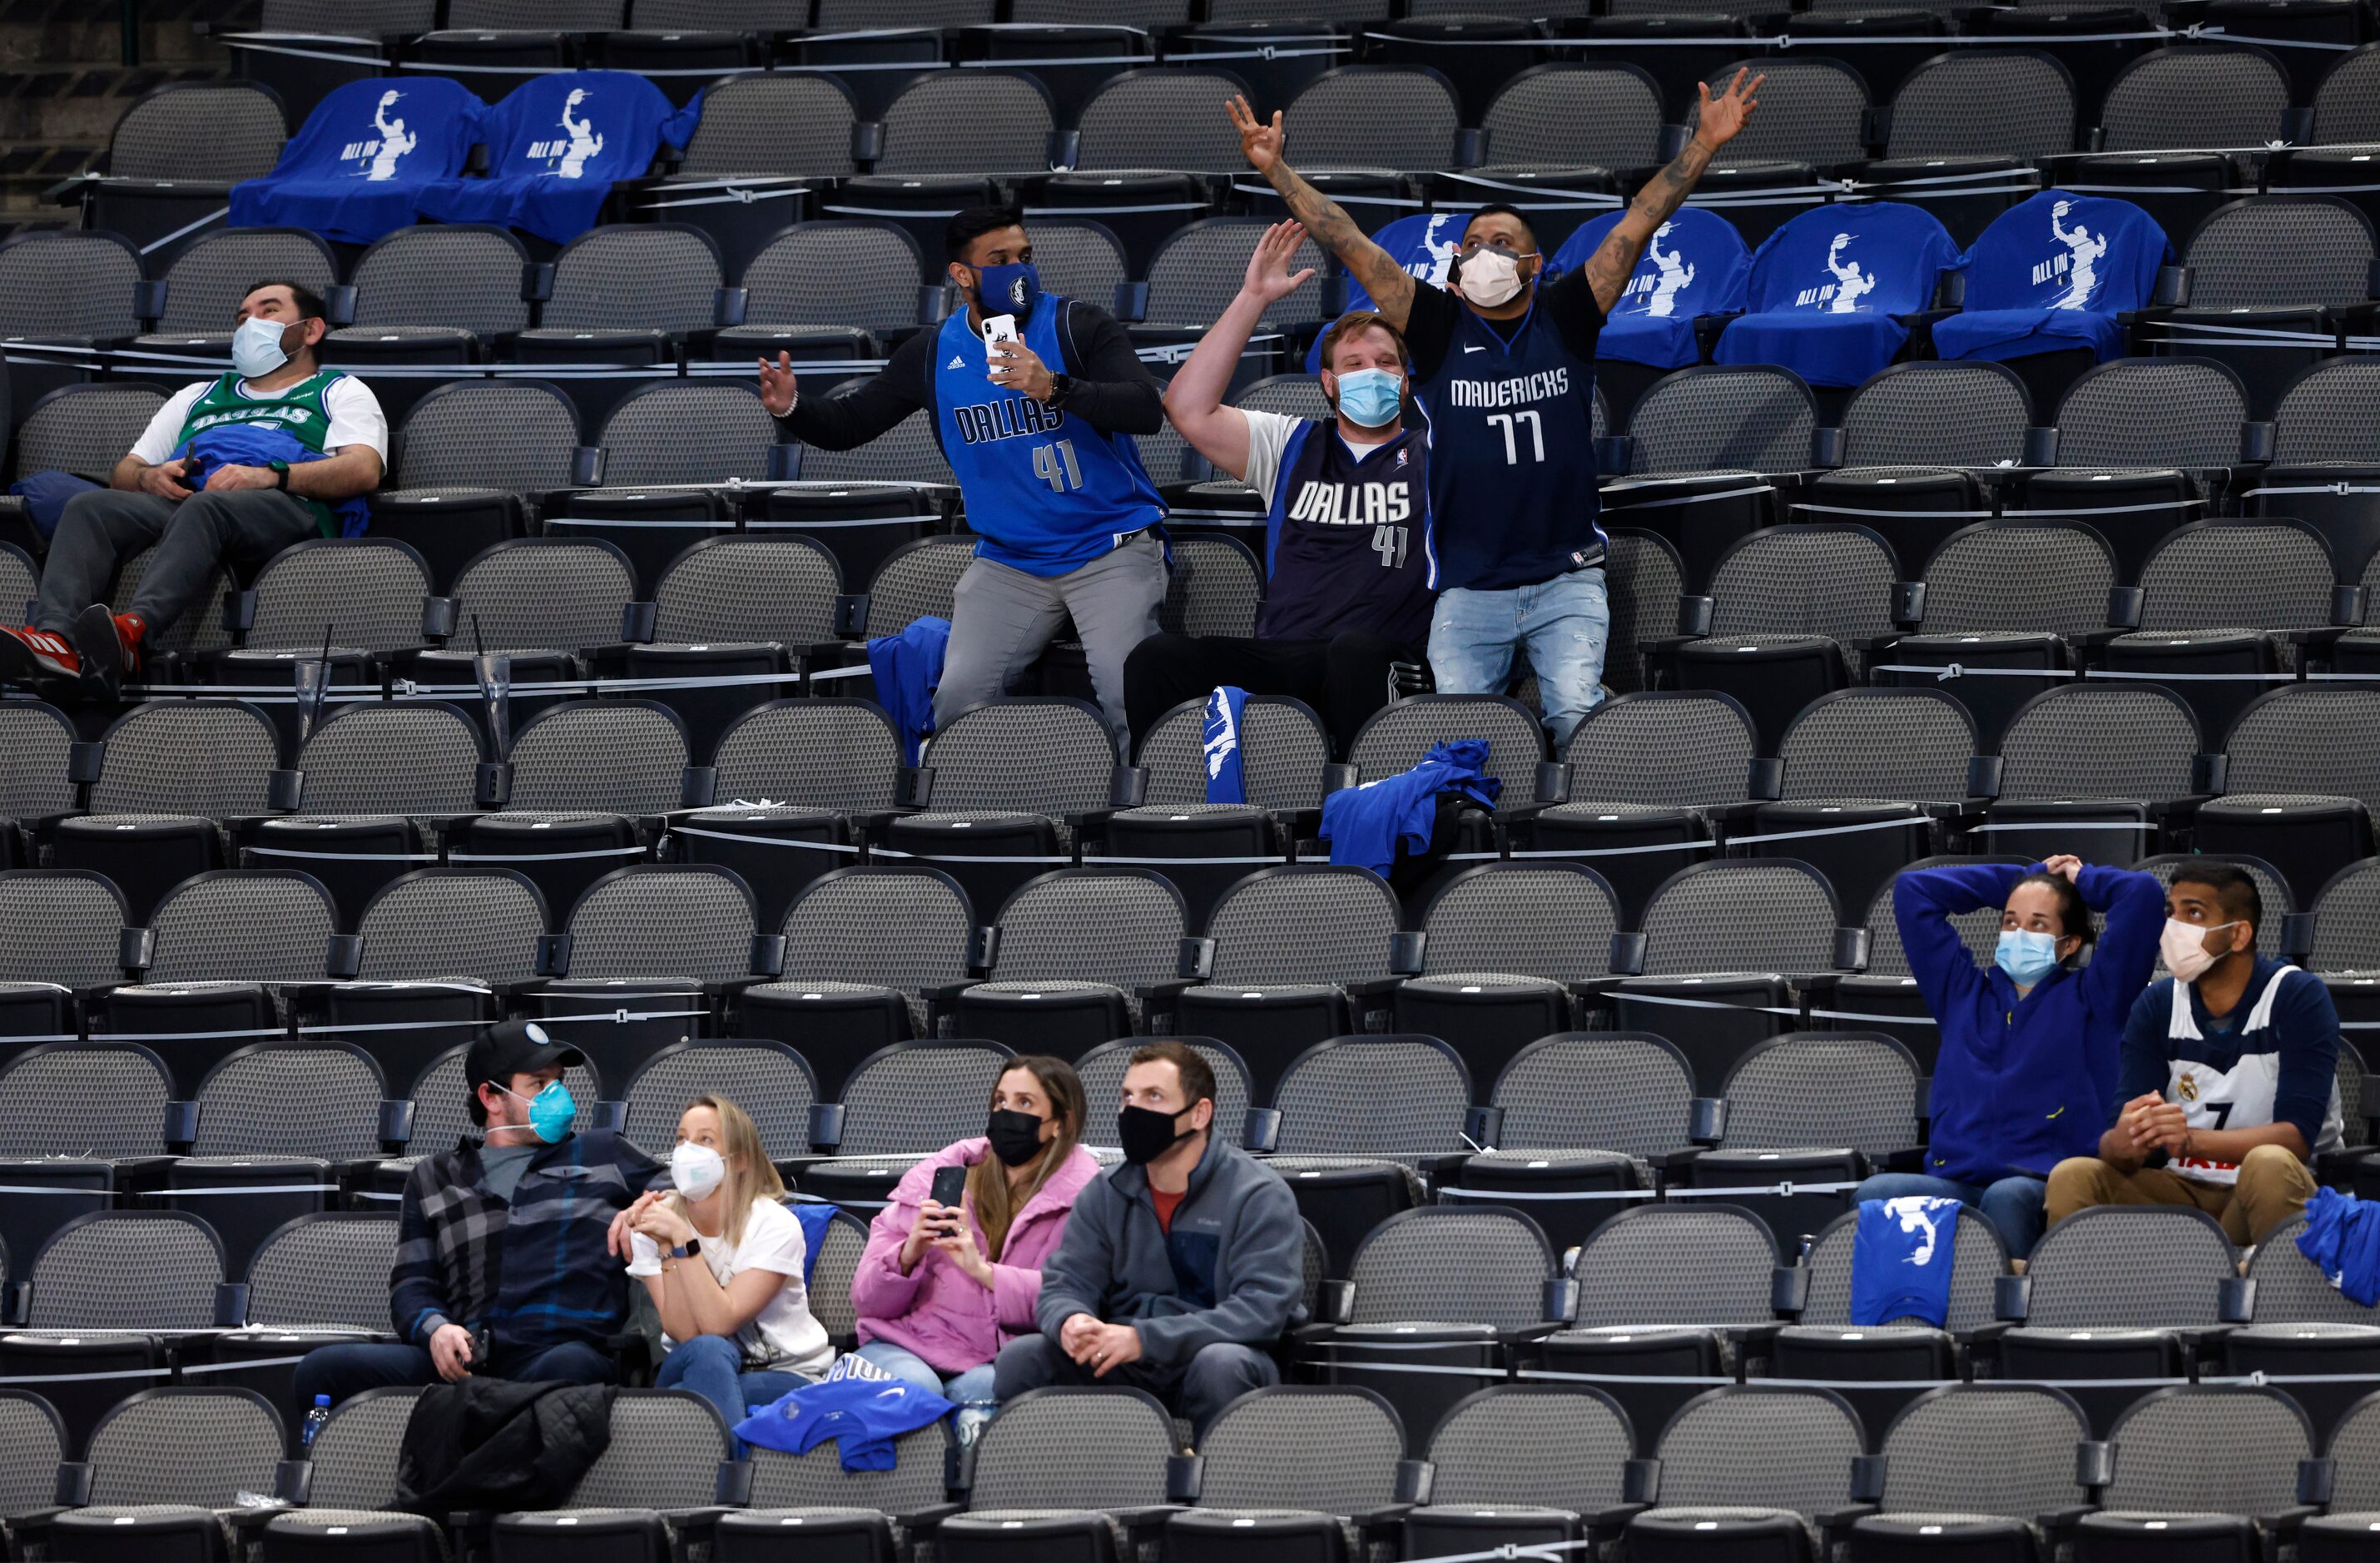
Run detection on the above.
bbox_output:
[851,1054,1098,1417]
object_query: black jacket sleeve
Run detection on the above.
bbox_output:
[1053,300,1166,436]
[771,329,932,451]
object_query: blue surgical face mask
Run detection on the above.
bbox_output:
[1994,928,2062,987]
[1331,367,1404,429]
[972,260,1040,319]
[232,315,295,380]
[503,1079,577,1144]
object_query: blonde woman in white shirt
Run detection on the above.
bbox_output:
[611,1094,833,1437]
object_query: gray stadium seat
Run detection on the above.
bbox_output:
[1845,1383,2090,1560]
[47,1387,285,1557]
[2197,687,2380,907]
[1838,362,2033,467]
[1981,683,2203,868]
[1396,863,1619,1090]
[621,1039,817,1160]
[936,1387,1176,1563]
[1165,1387,1408,1559]
[1623,1384,1863,1556]
[1626,366,1817,475]
[831,1039,1015,1157]
[954,867,1185,1054]
[2075,1385,2314,1558]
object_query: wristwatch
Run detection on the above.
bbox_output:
[1048,373,1077,408]
[268,459,290,491]
[673,1239,702,1258]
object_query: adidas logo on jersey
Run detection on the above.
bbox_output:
[949,355,967,369]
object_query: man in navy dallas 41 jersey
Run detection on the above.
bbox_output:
[761,205,1168,741]
[1128,221,1435,757]
[1231,72,1763,742]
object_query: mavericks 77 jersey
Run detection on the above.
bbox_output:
[930,298,1163,578]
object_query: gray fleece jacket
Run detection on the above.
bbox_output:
[1033,1130,1303,1367]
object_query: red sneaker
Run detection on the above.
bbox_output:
[0,625,82,685]
[70,603,134,700]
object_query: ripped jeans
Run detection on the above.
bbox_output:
[1426,566,1610,746]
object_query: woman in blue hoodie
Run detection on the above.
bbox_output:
[1852,854,2165,1257]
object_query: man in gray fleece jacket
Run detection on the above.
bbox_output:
[994,1039,1303,1438]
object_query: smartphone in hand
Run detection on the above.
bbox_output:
[930,1164,968,1211]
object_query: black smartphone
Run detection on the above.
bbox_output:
[930,1164,968,1211]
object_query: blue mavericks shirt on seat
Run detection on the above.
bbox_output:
[231,77,487,245]
[1714,202,1960,387]
[1320,738,1500,872]
[419,71,702,243]
[865,614,950,764]
[1411,280,1608,592]
[1933,190,2169,365]
[1304,212,1465,371]
[1850,1194,1961,1327]
[930,298,1164,578]
[1551,207,1749,370]
[1204,685,1249,805]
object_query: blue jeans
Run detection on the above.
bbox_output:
[656,1334,816,1451]
[1427,566,1610,746]
[852,1339,999,1408]
[1854,1172,2048,1259]
[292,1337,614,1414]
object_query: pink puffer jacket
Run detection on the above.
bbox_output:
[852,1137,1102,1375]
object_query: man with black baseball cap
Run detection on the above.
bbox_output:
[293,1020,665,1410]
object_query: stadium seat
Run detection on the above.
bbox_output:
[2227,1213,2380,1444]
[1624,1383,1864,1561]
[0,1040,169,1296]
[1877,522,2115,747]
[68,84,288,268]
[0,1389,64,1556]
[411,536,634,739]
[521,861,761,1088]
[2309,856,2380,1045]
[0,704,76,871]
[1857,53,2075,244]
[2143,197,2376,417]
[1780,1205,2006,1439]
[1133,220,1331,376]
[2196,687,2380,908]
[1403,1384,1633,1556]
[879,698,1123,919]
[2299,1392,2380,1558]
[1315,1205,1561,1455]
[43,1386,285,1563]
[952,867,1185,1054]
[0,1211,235,1455]
[1715,202,1960,393]
[1164,1386,1410,1563]
[737,866,971,1096]
[515,223,730,432]
[230,77,487,249]
[811,1037,1015,1164]
[627,74,856,277]
[2071,46,2293,251]
[2050,355,2259,480]
[207,1210,399,1413]
[1074,1036,1252,1148]
[1397,861,1624,1089]
[489,1389,735,1563]
[259,1387,440,1563]
[1515,691,1757,925]
[1165,866,1402,1101]
[720,1415,953,1563]
[1977,684,2204,866]
[449,698,692,920]
[1999,1205,2244,1435]
[374,380,585,592]
[329,223,532,424]
[2073,1384,2317,1561]
[1622,364,1817,481]
[718,220,920,389]
[43,700,276,924]
[2249,359,2380,590]
[0,231,144,433]
[1685,1030,1922,1248]
[1663,525,1899,755]
[1843,1382,2091,1561]
[1103,694,1321,932]
[621,533,840,758]
[799,407,957,485]
[621,1038,816,1163]
[936,1387,1176,1563]
[676,699,902,930]
[1835,361,2035,473]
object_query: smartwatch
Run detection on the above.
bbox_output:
[1048,373,1077,408]
[674,1239,701,1258]
[268,459,290,491]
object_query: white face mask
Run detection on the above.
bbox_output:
[1455,246,1533,308]
[232,315,294,380]
[671,1141,726,1200]
[2160,916,2242,983]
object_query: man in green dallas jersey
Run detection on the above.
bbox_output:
[0,279,387,701]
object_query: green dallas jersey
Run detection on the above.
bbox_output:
[168,370,370,538]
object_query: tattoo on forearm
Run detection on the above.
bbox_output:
[1584,139,1718,308]
[1267,161,1411,307]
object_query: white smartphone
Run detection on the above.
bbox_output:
[981,313,1021,355]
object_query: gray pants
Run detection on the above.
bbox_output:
[993,1332,1277,1443]
[39,488,320,636]
[934,533,1168,741]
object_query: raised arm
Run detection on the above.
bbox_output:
[1163,220,1316,483]
[1579,70,1762,316]
[1229,95,1415,331]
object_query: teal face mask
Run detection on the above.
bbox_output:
[503,1079,577,1144]
[1994,929,2061,986]
[1331,367,1404,429]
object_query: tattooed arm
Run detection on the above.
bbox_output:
[1581,70,1763,316]
[1228,94,1417,331]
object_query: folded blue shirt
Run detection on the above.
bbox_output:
[736,1376,954,1471]
[1320,737,1500,874]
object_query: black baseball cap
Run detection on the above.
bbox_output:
[465,1020,583,1100]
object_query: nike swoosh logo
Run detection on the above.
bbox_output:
[2045,1105,2065,1119]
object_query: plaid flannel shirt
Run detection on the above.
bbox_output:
[390,1129,663,1352]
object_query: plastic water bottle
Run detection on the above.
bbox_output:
[300,1394,331,1448]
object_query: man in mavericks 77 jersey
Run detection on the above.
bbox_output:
[1231,71,1763,743]
[761,204,1168,741]
[1129,221,1435,758]
[2048,862,2340,1245]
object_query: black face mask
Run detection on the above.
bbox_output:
[1118,1104,1195,1166]
[986,1108,1049,1168]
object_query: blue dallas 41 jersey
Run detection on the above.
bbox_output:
[930,298,1164,578]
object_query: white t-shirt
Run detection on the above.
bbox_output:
[1237,407,1399,505]
[129,375,389,467]
[628,1196,834,1373]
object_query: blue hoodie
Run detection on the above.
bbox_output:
[1897,861,2165,1183]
